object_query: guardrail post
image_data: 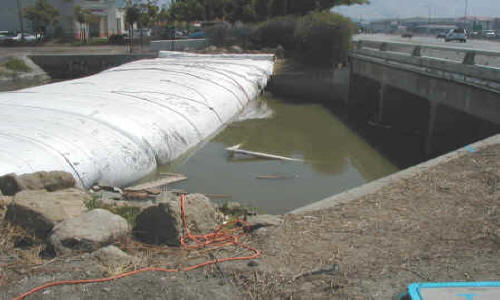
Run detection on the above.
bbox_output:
[379,42,388,51]
[412,46,422,57]
[463,51,476,65]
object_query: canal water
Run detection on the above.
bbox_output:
[159,94,399,214]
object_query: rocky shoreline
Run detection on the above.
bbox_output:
[0,170,282,299]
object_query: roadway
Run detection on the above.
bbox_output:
[354,33,500,53]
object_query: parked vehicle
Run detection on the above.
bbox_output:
[188,31,205,39]
[0,31,17,44]
[445,28,467,42]
[482,30,496,39]
[13,33,37,41]
[436,31,448,39]
[401,32,413,38]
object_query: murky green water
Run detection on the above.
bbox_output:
[160,94,399,214]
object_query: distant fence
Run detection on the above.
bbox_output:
[151,39,208,52]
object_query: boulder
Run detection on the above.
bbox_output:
[5,188,88,238]
[49,209,129,255]
[230,45,243,53]
[246,214,283,231]
[91,245,136,266]
[133,192,219,246]
[0,171,76,196]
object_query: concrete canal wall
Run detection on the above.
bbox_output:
[292,133,500,213]
[29,54,157,79]
[0,52,274,188]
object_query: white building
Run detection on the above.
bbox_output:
[0,0,127,39]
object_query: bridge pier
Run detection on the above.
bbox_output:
[424,103,438,156]
[377,83,387,123]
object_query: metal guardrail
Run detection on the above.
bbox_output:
[353,40,500,66]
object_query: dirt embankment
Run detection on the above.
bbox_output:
[1,143,499,299]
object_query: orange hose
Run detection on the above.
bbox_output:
[13,194,260,300]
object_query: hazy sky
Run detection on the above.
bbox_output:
[156,0,499,20]
[333,0,500,20]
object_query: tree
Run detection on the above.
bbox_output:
[23,0,59,36]
[271,0,370,17]
[169,0,205,22]
[16,0,25,40]
[252,0,271,21]
[125,5,140,52]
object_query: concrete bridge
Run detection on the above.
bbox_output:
[348,40,500,158]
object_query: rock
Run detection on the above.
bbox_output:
[247,260,259,267]
[91,245,136,266]
[246,214,283,231]
[230,45,243,53]
[207,45,218,52]
[49,209,129,255]
[123,190,150,201]
[134,192,219,246]
[0,171,76,196]
[275,45,285,59]
[5,189,89,238]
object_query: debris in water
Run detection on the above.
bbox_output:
[127,173,187,191]
[226,144,303,162]
[256,175,298,180]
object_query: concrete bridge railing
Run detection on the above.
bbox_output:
[352,40,500,91]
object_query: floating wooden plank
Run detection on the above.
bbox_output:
[226,144,303,162]
[256,175,298,180]
[204,193,232,199]
[126,173,187,191]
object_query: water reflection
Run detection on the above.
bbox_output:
[161,94,398,214]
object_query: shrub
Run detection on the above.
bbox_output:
[253,16,297,50]
[294,11,354,67]
[109,34,128,45]
[5,58,31,72]
[231,22,257,48]
[206,22,232,47]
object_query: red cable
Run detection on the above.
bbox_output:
[12,194,260,300]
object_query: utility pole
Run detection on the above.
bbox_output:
[464,0,468,29]
[16,0,24,40]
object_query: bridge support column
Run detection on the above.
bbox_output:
[378,83,387,123]
[424,103,438,156]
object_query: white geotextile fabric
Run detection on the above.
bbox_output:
[0,52,274,188]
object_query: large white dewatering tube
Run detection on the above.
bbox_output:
[0,52,274,188]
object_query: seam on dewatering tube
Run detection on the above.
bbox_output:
[123,90,225,124]
[104,68,247,108]
[142,62,253,103]
[111,91,204,139]
[0,132,86,187]
[0,102,157,172]
[0,148,36,173]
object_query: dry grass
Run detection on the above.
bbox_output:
[230,144,500,299]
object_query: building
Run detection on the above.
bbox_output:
[0,0,127,39]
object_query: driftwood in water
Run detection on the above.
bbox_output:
[126,173,187,191]
[204,193,232,199]
[256,175,298,180]
[226,144,303,162]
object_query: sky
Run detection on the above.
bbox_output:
[333,0,500,21]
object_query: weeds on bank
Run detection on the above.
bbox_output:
[4,58,31,73]
[85,194,141,227]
